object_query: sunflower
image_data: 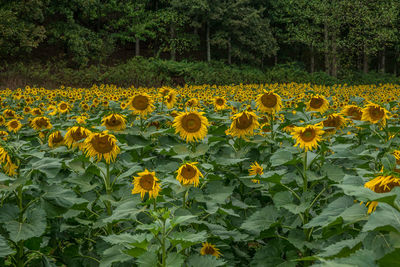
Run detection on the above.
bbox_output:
[214,96,227,110]
[291,125,324,151]
[64,126,92,149]
[165,90,178,109]
[3,109,16,119]
[361,102,390,125]
[186,98,199,108]
[58,101,71,113]
[256,90,282,114]
[364,175,400,213]
[131,169,161,199]
[120,102,127,110]
[200,242,222,258]
[0,146,17,176]
[321,113,346,134]
[342,105,362,121]
[129,93,154,116]
[249,162,263,184]
[176,162,203,187]
[75,115,88,124]
[23,106,32,115]
[101,113,126,131]
[394,150,400,165]
[47,105,58,116]
[7,119,22,133]
[48,131,64,148]
[173,110,209,142]
[0,116,5,126]
[226,111,259,139]
[83,131,120,163]
[30,116,52,131]
[0,131,8,141]
[31,108,43,116]
[307,95,329,113]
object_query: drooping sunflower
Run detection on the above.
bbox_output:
[176,162,203,187]
[0,146,17,176]
[321,113,346,134]
[47,105,58,116]
[30,116,52,131]
[214,96,227,110]
[64,126,92,149]
[101,113,127,131]
[248,162,263,184]
[165,90,178,109]
[394,150,400,165]
[256,90,282,114]
[200,242,222,258]
[364,175,400,213]
[307,95,329,113]
[173,110,209,142]
[31,108,43,116]
[7,119,22,133]
[291,125,324,151]
[48,131,64,148]
[342,105,362,121]
[58,101,71,113]
[131,169,161,199]
[83,131,120,163]
[3,109,16,119]
[129,93,154,116]
[361,102,390,125]
[0,131,8,141]
[226,111,259,139]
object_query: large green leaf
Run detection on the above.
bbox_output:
[363,203,400,232]
[241,206,279,235]
[169,231,207,249]
[0,235,13,257]
[186,255,226,267]
[100,245,133,267]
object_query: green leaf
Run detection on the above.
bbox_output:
[363,203,400,232]
[321,163,345,182]
[43,185,88,208]
[186,255,226,267]
[5,207,47,242]
[169,231,207,249]
[166,252,184,267]
[305,196,354,228]
[171,215,197,227]
[100,245,133,267]
[30,157,62,178]
[317,233,366,258]
[137,251,158,267]
[0,235,13,257]
[241,206,279,235]
[270,150,293,167]
[378,248,400,266]
[217,158,249,166]
[102,233,150,249]
[103,199,142,223]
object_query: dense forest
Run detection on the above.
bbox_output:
[1,0,400,86]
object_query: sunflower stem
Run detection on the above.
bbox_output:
[104,163,113,233]
[153,198,157,211]
[16,184,25,267]
[303,151,308,192]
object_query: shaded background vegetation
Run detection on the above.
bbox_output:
[2,0,400,87]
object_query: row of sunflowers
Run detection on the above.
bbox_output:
[0,83,400,266]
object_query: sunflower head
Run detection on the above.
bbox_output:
[186,98,199,108]
[364,175,400,213]
[173,110,209,142]
[64,126,92,149]
[361,102,390,125]
[31,108,43,116]
[58,101,71,113]
[31,116,52,131]
[0,131,8,141]
[249,162,263,184]
[129,93,154,116]
[214,97,227,110]
[393,150,400,165]
[176,162,203,187]
[291,125,324,151]
[0,146,18,176]
[200,242,222,258]
[83,131,120,163]
[322,113,346,134]
[342,105,362,120]
[7,119,22,133]
[48,131,64,148]
[226,111,259,139]
[47,105,58,116]
[101,113,126,131]
[256,91,282,114]
[307,95,329,113]
[0,116,5,126]
[164,90,178,109]
[132,169,161,200]
[3,109,16,119]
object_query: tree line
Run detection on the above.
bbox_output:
[1,0,399,76]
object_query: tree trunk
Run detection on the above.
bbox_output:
[363,50,369,74]
[135,37,140,57]
[227,37,231,64]
[381,47,386,73]
[206,20,211,62]
[331,32,337,77]
[310,45,315,73]
[324,23,330,75]
[170,24,176,61]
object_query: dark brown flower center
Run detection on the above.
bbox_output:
[310,98,324,109]
[139,174,154,191]
[323,116,341,130]
[261,93,277,108]
[374,181,399,193]
[132,95,149,110]
[181,165,196,180]
[301,128,316,142]
[216,98,224,106]
[348,107,362,120]
[181,113,202,133]
[90,135,114,153]
[235,113,253,130]
[10,121,19,128]
[369,106,384,121]
[60,103,68,110]
[35,118,49,128]
[204,246,216,255]
[52,132,64,143]
[106,115,122,127]
[71,127,88,141]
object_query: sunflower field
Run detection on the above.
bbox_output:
[1,83,400,266]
